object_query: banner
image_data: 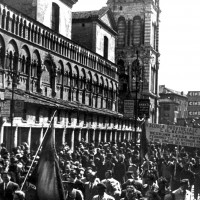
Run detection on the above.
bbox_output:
[146,123,200,148]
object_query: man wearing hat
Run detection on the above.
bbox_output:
[63,177,84,200]
[92,183,115,200]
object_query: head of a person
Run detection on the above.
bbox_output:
[105,170,112,179]
[157,177,168,189]
[13,190,25,200]
[97,183,107,196]
[125,185,136,200]
[86,169,96,181]
[1,171,11,183]
[147,174,155,185]
[180,179,189,191]
[70,169,77,179]
[63,177,75,190]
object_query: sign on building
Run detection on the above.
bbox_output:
[146,123,200,148]
[188,91,200,117]
[14,100,24,117]
[124,100,135,118]
[1,100,11,117]
[138,99,150,118]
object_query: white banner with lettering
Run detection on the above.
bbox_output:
[146,123,200,148]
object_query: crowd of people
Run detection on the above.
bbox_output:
[0,139,200,200]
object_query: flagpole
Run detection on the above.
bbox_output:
[20,109,57,191]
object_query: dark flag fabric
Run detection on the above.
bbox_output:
[140,120,149,161]
[30,127,65,200]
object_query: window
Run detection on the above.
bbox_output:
[152,24,157,50]
[52,3,60,32]
[57,110,61,123]
[117,17,126,46]
[119,6,123,10]
[103,36,108,59]
[133,16,142,45]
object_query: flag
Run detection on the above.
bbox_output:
[140,119,149,161]
[29,124,65,200]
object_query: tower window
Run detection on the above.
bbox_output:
[52,3,60,32]
[119,6,123,10]
[103,36,108,59]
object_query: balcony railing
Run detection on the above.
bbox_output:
[0,3,118,81]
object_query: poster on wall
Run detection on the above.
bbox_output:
[146,123,200,148]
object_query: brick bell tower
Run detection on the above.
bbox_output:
[107,0,160,124]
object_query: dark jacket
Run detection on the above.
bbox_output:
[0,181,19,200]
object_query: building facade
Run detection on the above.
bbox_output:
[107,0,160,124]
[72,7,117,63]
[159,85,188,125]
[0,1,135,151]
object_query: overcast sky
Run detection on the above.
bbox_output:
[73,0,200,94]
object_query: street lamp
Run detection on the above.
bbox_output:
[132,50,142,144]
[7,52,20,150]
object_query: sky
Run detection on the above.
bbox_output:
[72,0,200,94]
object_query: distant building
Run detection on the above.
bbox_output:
[159,85,188,125]
[107,0,161,124]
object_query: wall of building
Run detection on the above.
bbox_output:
[4,0,73,39]
[72,22,93,50]
[37,0,72,38]
[95,23,116,63]
[0,2,137,151]
[4,0,37,19]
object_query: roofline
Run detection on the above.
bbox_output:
[61,0,78,8]
[73,18,118,35]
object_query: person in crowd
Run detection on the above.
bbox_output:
[179,162,194,191]
[157,177,170,200]
[164,179,192,200]
[92,183,115,200]
[84,169,100,200]
[192,155,200,200]
[122,170,144,196]
[143,173,160,200]
[113,155,126,184]
[101,170,121,200]
[63,177,84,200]
[0,171,19,200]
[120,185,143,200]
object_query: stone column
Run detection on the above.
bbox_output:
[114,131,117,143]
[0,125,4,145]
[92,129,95,143]
[119,131,122,142]
[79,129,82,142]
[86,129,89,143]
[62,127,66,145]
[39,127,43,145]
[98,130,101,144]
[71,128,75,152]
[27,127,32,150]
[14,126,18,148]
[110,131,113,142]
[104,130,107,143]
